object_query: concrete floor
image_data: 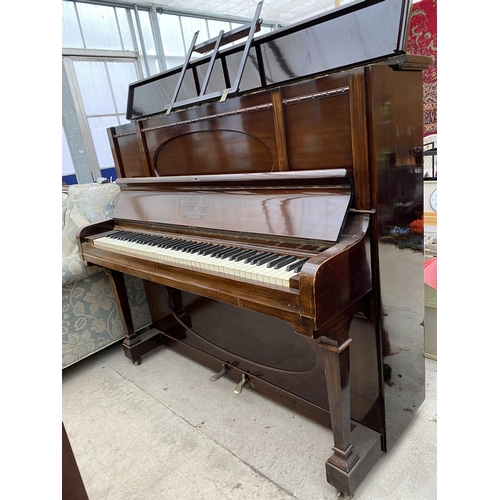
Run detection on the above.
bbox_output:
[62,341,437,500]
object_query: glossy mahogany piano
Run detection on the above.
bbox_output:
[77,0,430,496]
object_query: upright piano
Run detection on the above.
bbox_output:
[77,0,430,496]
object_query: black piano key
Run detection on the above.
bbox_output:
[198,243,224,256]
[266,255,292,268]
[272,256,298,269]
[227,249,248,260]
[170,240,194,250]
[157,238,178,248]
[159,238,185,249]
[135,233,154,240]
[253,253,281,266]
[188,243,214,254]
[245,251,273,264]
[146,236,165,246]
[129,234,148,242]
[180,241,203,252]
[287,258,309,272]
[233,250,259,262]
[209,246,229,257]
[109,230,130,240]
[196,246,214,256]
[147,236,172,246]
[184,242,209,253]
[176,241,196,251]
[216,247,244,259]
[200,245,226,256]
[136,235,159,245]
[112,230,131,237]
[213,247,237,258]
[118,233,137,241]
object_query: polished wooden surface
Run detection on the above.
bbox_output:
[112,71,357,181]
[112,170,352,243]
[127,0,412,119]
[366,61,427,453]
[78,168,373,498]
[81,34,429,495]
[62,423,89,500]
[77,170,371,338]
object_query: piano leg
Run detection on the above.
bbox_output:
[318,339,372,497]
[319,338,360,496]
[105,270,161,365]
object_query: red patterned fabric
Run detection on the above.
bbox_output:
[424,257,437,290]
[407,0,437,136]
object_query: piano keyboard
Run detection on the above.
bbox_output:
[94,231,309,288]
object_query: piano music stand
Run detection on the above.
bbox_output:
[165,1,263,114]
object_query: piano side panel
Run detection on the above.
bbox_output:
[366,63,426,452]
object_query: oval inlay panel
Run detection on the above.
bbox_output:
[154,130,273,176]
[179,295,317,373]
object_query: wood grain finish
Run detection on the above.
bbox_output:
[271,88,289,171]
[126,1,414,120]
[135,121,154,177]
[87,43,429,497]
[62,423,89,500]
[349,71,371,210]
[154,129,274,176]
[365,61,427,453]
[108,124,144,179]
[77,170,368,338]
[112,73,358,185]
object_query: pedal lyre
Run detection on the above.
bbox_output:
[233,374,248,394]
[210,364,228,382]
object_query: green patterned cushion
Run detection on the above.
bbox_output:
[62,183,121,281]
[62,183,121,257]
[65,182,121,225]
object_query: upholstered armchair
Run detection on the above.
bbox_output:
[62,183,151,369]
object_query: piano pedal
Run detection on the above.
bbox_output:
[210,364,228,382]
[233,374,248,395]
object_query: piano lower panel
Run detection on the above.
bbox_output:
[144,282,382,434]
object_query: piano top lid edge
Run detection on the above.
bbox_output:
[126,0,398,91]
[116,169,351,190]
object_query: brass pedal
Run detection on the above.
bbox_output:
[233,374,248,394]
[210,364,228,382]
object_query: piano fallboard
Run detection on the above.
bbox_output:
[112,169,353,244]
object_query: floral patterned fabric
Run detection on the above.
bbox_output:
[62,183,151,369]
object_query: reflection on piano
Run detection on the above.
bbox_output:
[77,0,430,496]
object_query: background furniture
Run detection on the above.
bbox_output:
[62,183,151,369]
[62,423,88,500]
[424,257,437,360]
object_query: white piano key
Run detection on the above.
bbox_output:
[93,232,305,289]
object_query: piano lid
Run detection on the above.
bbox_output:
[127,0,413,120]
[112,169,353,244]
